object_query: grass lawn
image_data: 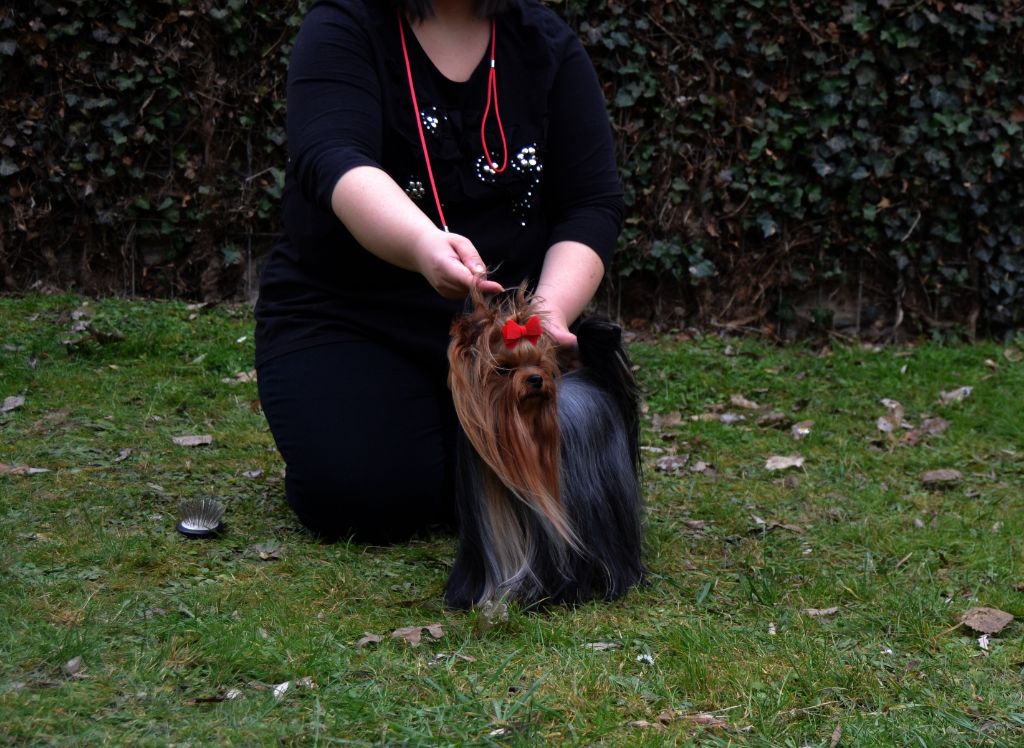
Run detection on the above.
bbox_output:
[1,294,1023,746]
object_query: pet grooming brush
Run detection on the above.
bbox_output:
[176,498,225,537]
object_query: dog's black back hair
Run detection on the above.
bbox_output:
[574,318,641,472]
[445,313,645,609]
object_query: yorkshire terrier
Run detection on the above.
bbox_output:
[445,284,644,608]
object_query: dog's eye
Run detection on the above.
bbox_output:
[494,366,514,377]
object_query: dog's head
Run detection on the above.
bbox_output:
[448,283,574,545]
[449,283,559,410]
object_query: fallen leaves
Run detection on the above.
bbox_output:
[584,641,621,651]
[62,655,84,677]
[790,420,814,440]
[250,542,283,561]
[475,599,509,632]
[765,454,805,471]
[0,463,50,476]
[222,370,257,385]
[188,688,244,704]
[187,678,315,705]
[429,652,476,666]
[960,607,1013,635]
[729,394,761,410]
[751,515,804,534]
[876,398,907,434]
[651,411,683,432]
[757,410,791,428]
[654,454,689,474]
[919,468,963,486]
[802,606,840,618]
[2,394,25,413]
[939,385,973,405]
[390,623,444,647]
[355,633,383,649]
[629,709,732,732]
[172,434,213,447]
[873,396,956,449]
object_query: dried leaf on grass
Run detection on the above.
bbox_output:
[172,435,213,447]
[960,607,1013,635]
[939,386,973,405]
[356,633,382,649]
[689,460,716,476]
[222,370,257,385]
[627,720,666,731]
[114,448,133,462]
[802,607,840,618]
[251,542,283,561]
[2,394,25,413]
[635,709,730,730]
[584,641,621,651]
[0,463,50,476]
[62,656,84,676]
[920,417,950,435]
[172,434,214,446]
[730,394,761,410]
[751,515,804,534]
[475,599,509,632]
[428,652,476,666]
[188,688,244,704]
[876,399,906,433]
[900,417,950,446]
[920,469,962,485]
[651,411,683,431]
[691,411,745,424]
[654,454,689,474]
[391,623,444,646]
[830,725,842,748]
[765,454,804,471]
[791,420,814,440]
[261,677,317,700]
[757,411,791,428]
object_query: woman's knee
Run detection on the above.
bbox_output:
[284,460,452,542]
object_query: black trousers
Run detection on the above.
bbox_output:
[257,341,457,543]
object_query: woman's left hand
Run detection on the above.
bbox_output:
[536,302,580,369]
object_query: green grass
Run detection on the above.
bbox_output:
[1,294,1023,746]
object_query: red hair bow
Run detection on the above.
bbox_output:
[502,315,542,349]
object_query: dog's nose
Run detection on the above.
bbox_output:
[526,374,544,390]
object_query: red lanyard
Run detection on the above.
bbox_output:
[398,14,508,232]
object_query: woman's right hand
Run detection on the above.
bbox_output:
[412,229,504,299]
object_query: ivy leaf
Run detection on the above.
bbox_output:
[757,214,778,238]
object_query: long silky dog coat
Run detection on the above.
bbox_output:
[445,286,643,608]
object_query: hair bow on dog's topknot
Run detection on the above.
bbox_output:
[501,315,542,349]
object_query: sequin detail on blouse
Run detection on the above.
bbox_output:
[510,144,543,227]
[420,107,446,137]
[405,178,426,202]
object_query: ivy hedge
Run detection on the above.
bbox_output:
[2,0,1023,334]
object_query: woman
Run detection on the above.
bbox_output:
[254,0,624,542]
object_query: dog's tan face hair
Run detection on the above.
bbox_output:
[448,285,575,547]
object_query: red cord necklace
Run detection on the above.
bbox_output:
[398,14,508,232]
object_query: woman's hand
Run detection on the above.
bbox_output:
[331,167,503,299]
[534,300,580,369]
[412,229,504,299]
[534,240,606,368]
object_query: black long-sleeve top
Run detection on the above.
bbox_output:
[254,0,624,372]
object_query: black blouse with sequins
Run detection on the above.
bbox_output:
[254,0,624,372]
